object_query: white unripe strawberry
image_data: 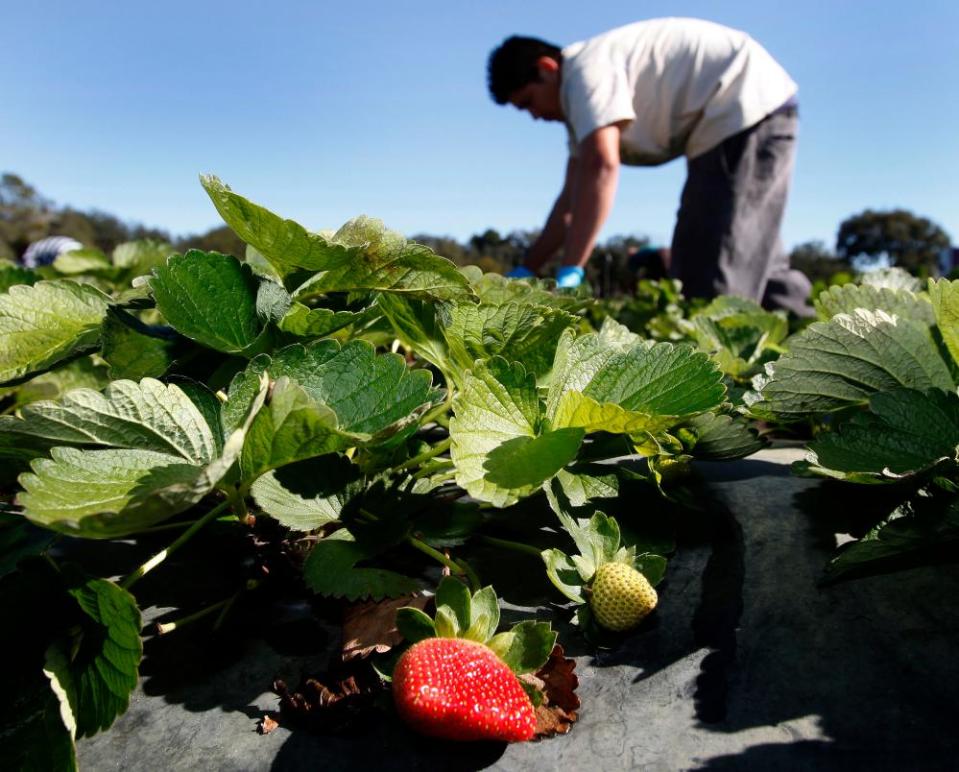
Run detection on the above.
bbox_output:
[588,562,658,631]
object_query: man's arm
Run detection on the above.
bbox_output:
[561,123,622,268]
[523,157,577,274]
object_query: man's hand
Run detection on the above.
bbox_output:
[555,265,585,288]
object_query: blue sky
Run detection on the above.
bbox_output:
[2,1,957,251]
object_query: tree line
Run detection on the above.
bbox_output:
[2,172,953,295]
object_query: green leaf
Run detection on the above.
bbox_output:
[444,302,579,381]
[278,302,365,338]
[546,333,725,431]
[747,310,955,421]
[587,511,622,565]
[543,481,624,569]
[412,502,485,547]
[860,267,922,292]
[554,466,619,507]
[815,283,935,326]
[550,392,674,437]
[545,330,626,418]
[111,240,173,282]
[100,309,177,380]
[483,428,584,489]
[239,378,346,483]
[542,548,586,603]
[0,263,39,292]
[61,575,142,737]
[0,378,218,464]
[291,216,474,301]
[302,532,420,600]
[169,378,224,458]
[435,576,472,633]
[0,356,108,413]
[17,376,266,538]
[635,553,668,587]
[149,250,263,354]
[250,455,363,530]
[675,413,766,460]
[201,175,472,301]
[581,341,726,416]
[19,448,216,537]
[201,174,367,278]
[487,621,556,675]
[449,358,544,507]
[682,314,783,380]
[395,606,436,643]
[0,280,110,385]
[928,279,959,370]
[376,293,454,377]
[53,248,113,276]
[464,267,591,313]
[799,388,959,481]
[274,340,437,436]
[237,340,439,440]
[255,279,292,323]
[596,316,643,347]
[823,497,959,583]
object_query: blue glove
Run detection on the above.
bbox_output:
[556,265,585,289]
[506,266,535,279]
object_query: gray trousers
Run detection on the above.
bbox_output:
[668,108,812,316]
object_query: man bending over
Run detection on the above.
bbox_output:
[488,17,811,314]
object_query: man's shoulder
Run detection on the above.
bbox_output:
[566,17,749,57]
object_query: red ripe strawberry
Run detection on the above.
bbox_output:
[392,637,536,742]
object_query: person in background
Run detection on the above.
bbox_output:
[20,235,83,268]
[488,18,812,314]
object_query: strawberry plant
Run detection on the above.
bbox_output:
[390,577,555,742]
[745,272,959,580]
[0,175,766,766]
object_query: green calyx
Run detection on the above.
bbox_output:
[395,576,555,675]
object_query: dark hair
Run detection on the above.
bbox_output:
[487,36,562,104]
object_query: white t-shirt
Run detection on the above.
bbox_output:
[560,18,798,164]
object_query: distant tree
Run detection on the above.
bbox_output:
[176,225,246,258]
[0,173,54,255]
[78,209,170,254]
[789,240,850,283]
[836,209,951,276]
[409,234,470,265]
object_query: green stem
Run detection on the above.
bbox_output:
[213,579,260,631]
[136,519,200,534]
[120,499,232,591]
[395,437,452,474]
[155,596,232,635]
[479,534,544,559]
[420,395,453,429]
[230,489,252,525]
[454,557,482,593]
[411,459,454,480]
[409,536,465,577]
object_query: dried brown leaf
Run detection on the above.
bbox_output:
[341,593,430,661]
[272,660,386,735]
[525,644,580,739]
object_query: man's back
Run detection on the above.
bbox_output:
[561,18,797,164]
